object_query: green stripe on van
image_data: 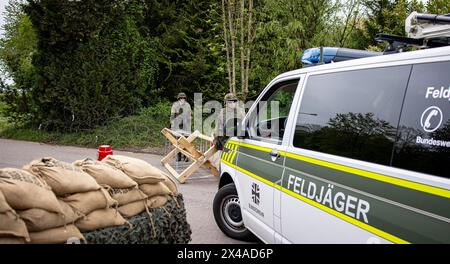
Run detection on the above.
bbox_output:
[283,168,450,244]
[284,156,450,219]
[236,153,284,185]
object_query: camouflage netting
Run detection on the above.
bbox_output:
[83,194,191,244]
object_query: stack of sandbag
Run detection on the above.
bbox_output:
[0,167,84,244]
[102,155,179,211]
[25,157,126,236]
[0,189,29,244]
[74,158,148,218]
[0,155,189,244]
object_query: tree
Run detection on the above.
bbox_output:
[0,0,37,122]
[250,0,337,93]
[349,0,425,50]
[337,0,364,47]
[141,0,228,102]
[221,0,254,100]
[25,0,159,130]
[427,0,450,14]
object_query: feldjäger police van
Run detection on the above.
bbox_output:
[213,12,450,244]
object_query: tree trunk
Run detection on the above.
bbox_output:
[240,0,245,97]
[221,0,254,98]
[339,0,360,47]
[243,0,253,100]
[221,0,232,93]
[228,0,237,95]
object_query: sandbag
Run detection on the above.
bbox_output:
[163,175,179,194]
[61,188,118,215]
[0,190,30,242]
[139,182,172,198]
[24,157,100,196]
[29,225,85,244]
[147,195,169,208]
[74,158,137,189]
[0,168,62,214]
[118,200,147,218]
[109,187,147,206]
[0,211,29,240]
[0,237,26,244]
[102,155,165,184]
[75,208,128,232]
[19,200,83,232]
[0,189,13,214]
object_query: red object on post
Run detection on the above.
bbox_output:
[98,145,113,161]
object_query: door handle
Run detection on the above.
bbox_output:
[269,150,281,160]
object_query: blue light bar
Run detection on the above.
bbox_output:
[301,47,382,66]
[301,47,338,65]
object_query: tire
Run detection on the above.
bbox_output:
[213,183,256,241]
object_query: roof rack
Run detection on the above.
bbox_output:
[376,12,450,54]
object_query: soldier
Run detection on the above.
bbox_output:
[171,92,192,162]
[170,92,192,133]
[214,93,245,150]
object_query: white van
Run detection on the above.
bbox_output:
[212,14,450,244]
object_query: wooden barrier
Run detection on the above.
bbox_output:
[160,128,219,183]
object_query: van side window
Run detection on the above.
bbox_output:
[293,66,411,165]
[247,80,298,144]
[392,61,450,178]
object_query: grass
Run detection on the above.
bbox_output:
[0,102,172,151]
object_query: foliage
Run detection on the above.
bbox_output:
[0,95,8,131]
[250,0,338,93]
[141,0,228,102]
[427,0,450,14]
[23,0,159,130]
[352,0,426,49]
[0,0,38,123]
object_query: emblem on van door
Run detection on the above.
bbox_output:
[251,183,260,205]
[420,106,443,133]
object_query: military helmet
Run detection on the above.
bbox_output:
[177,92,187,99]
[224,93,237,102]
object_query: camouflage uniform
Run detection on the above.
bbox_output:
[214,93,245,150]
[171,93,191,161]
[170,93,192,133]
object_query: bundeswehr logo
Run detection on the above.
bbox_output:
[251,183,260,205]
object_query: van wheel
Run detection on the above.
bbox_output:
[213,183,255,241]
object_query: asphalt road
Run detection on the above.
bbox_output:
[0,138,247,244]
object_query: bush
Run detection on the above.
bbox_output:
[25,0,159,131]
